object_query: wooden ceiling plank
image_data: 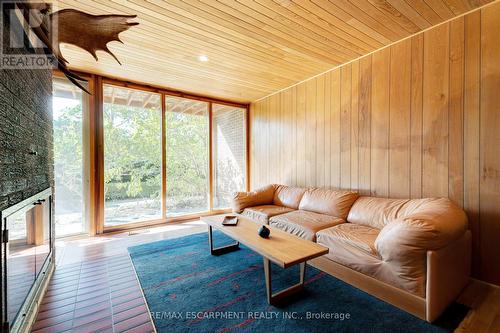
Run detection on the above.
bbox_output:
[100,40,291,90]
[110,26,315,81]
[403,0,444,25]
[67,55,266,101]
[59,0,324,83]
[385,0,433,29]
[139,0,342,65]
[116,0,311,64]
[131,1,336,65]
[234,0,379,52]
[326,0,406,41]
[156,0,348,64]
[443,0,474,15]
[195,0,360,60]
[306,0,393,45]
[64,0,324,72]
[64,45,278,93]
[108,21,317,79]
[424,0,456,19]
[303,0,391,47]
[340,0,415,35]
[365,0,421,33]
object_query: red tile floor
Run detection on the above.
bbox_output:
[32,221,207,333]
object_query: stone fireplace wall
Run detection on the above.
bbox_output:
[0,10,53,211]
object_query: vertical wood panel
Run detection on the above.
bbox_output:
[259,100,266,188]
[278,92,284,184]
[249,2,500,285]
[331,70,341,189]
[292,86,297,186]
[316,75,326,188]
[283,89,293,184]
[341,64,352,190]
[296,83,306,187]
[449,17,465,206]
[351,61,360,192]
[264,98,270,186]
[250,102,257,188]
[277,92,283,184]
[305,79,317,187]
[422,23,450,198]
[371,48,391,197]
[275,93,281,184]
[359,56,372,195]
[389,39,412,198]
[464,11,481,276]
[410,34,424,199]
[270,94,278,183]
[480,4,500,285]
[324,72,332,188]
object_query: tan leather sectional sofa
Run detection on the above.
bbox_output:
[231,184,471,322]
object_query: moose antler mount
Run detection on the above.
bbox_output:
[15,2,139,94]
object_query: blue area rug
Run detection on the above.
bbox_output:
[128,231,467,333]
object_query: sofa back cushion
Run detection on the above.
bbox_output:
[231,184,276,213]
[347,197,409,229]
[298,188,359,219]
[273,185,307,209]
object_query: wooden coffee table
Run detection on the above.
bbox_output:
[201,214,329,304]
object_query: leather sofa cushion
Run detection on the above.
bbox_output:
[317,223,380,256]
[317,223,426,297]
[347,196,409,229]
[232,184,276,213]
[273,185,307,209]
[242,205,294,224]
[298,188,359,219]
[269,210,344,241]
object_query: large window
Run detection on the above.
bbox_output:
[103,85,162,226]
[52,77,89,236]
[212,104,247,209]
[53,75,247,232]
[166,97,209,216]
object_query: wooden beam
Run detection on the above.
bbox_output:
[95,75,105,234]
[161,93,167,219]
[208,102,214,212]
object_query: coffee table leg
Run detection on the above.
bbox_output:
[263,258,306,304]
[208,225,240,255]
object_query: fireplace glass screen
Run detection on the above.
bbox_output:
[1,189,52,329]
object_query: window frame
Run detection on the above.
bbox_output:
[53,70,249,234]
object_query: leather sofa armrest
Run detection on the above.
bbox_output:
[231,184,277,213]
[373,199,468,296]
[375,200,468,257]
[426,230,471,322]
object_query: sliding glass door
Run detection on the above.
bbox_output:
[165,97,209,217]
[103,85,162,227]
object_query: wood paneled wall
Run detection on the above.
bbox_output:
[250,3,500,285]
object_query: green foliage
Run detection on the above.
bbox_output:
[53,104,83,202]
[166,110,208,210]
[55,102,210,212]
[103,103,161,201]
